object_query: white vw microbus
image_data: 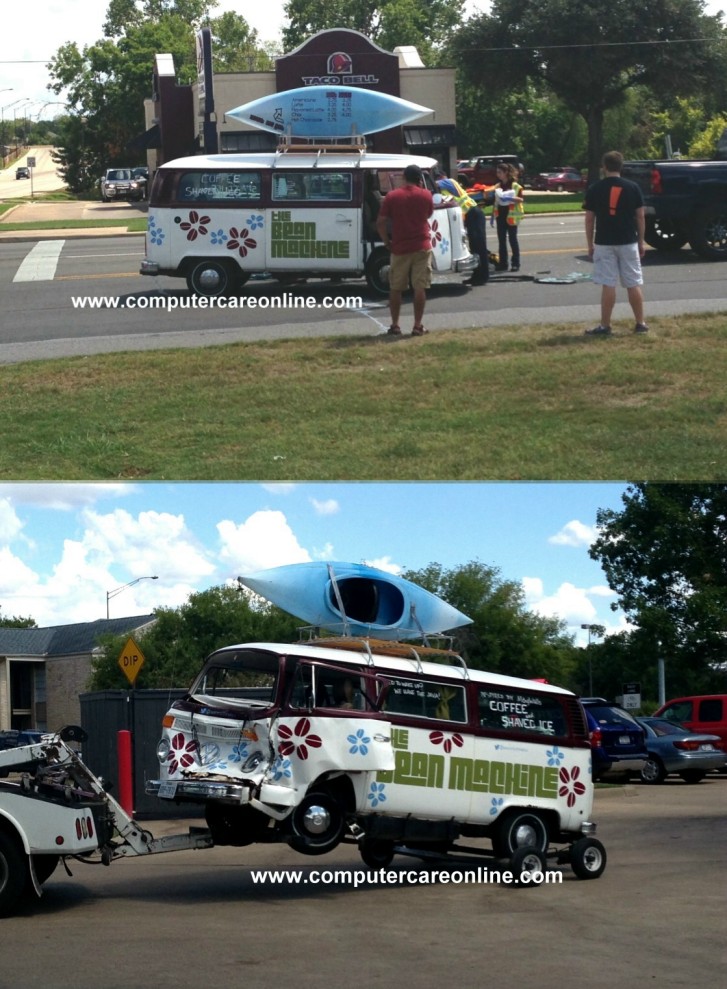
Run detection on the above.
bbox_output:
[139,151,477,297]
[148,637,607,880]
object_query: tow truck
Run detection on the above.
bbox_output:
[0,726,213,917]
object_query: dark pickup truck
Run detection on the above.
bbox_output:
[621,159,727,259]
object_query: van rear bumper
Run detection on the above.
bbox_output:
[140,259,160,275]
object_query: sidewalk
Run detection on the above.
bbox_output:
[0,197,147,240]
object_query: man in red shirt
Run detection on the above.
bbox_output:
[376,163,433,336]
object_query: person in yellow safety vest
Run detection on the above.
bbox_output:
[435,171,491,286]
[493,162,525,271]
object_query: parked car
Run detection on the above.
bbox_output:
[0,729,45,777]
[653,695,727,756]
[15,166,30,180]
[457,154,525,188]
[531,168,586,192]
[100,167,146,202]
[635,717,725,784]
[580,698,647,781]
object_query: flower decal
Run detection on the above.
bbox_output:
[228,742,250,763]
[180,210,210,241]
[489,796,504,816]
[429,730,464,754]
[439,237,450,255]
[149,227,165,246]
[210,228,228,246]
[166,732,198,775]
[547,746,565,767]
[348,729,371,756]
[278,717,322,760]
[430,218,443,249]
[559,765,587,808]
[367,782,387,808]
[271,756,292,782]
[246,214,264,230]
[227,226,257,258]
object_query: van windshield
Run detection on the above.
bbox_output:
[190,649,280,707]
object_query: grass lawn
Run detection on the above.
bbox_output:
[0,311,724,481]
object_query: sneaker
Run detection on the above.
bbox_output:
[387,325,402,335]
[510,264,520,272]
[411,325,429,336]
[634,322,649,333]
[585,325,612,336]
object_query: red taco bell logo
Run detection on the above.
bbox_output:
[328,52,353,75]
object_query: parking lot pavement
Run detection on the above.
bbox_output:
[0,776,723,989]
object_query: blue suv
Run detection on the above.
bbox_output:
[580,699,647,781]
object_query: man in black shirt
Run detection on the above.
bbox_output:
[584,150,648,335]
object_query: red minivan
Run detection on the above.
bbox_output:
[653,695,727,765]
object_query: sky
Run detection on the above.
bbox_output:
[2,1,726,118]
[0,482,633,646]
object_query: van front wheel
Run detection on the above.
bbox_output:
[186,259,245,297]
[492,810,549,858]
[288,790,345,855]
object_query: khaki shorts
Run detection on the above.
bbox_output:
[389,250,433,292]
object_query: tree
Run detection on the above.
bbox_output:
[453,0,727,180]
[47,0,269,192]
[0,611,37,629]
[90,584,300,689]
[206,11,275,72]
[403,561,579,686]
[590,484,727,690]
[282,0,465,62]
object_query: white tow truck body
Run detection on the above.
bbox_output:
[0,727,213,917]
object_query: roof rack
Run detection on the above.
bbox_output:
[275,131,368,165]
[298,631,469,676]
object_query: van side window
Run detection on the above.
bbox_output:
[383,677,466,723]
[178,171,261,202]
[272,172,352,202]
[698,698,722,721]
[478,688,567,737]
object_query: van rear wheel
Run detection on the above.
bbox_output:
[186,259,246,297]
[492,810,549,858]
[365,248,391,297]
[359,838,395,869]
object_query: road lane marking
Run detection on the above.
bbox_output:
[13,239,65,282]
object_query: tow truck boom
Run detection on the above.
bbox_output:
[0,726,213,916]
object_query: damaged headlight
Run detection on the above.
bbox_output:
[242,750,265,772]
[156,737,170,762]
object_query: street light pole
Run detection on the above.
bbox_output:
[106,575,159,619]
[580,623,603,696]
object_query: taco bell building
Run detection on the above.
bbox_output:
[137,28,459,174]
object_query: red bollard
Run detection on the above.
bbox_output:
[117,730,134,816]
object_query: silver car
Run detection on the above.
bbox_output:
[636,717,726,784]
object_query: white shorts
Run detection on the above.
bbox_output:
[592,243,643,288]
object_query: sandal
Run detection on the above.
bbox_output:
[387,324,402,335]
[411,325,428,336]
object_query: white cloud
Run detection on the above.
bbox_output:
[217,510,311,574]
[363,556,402,575]
[548,519,597,547]
[311,498,340,516]
[0,483,134,511]
[0,498,24,542]
[260,483,296,495]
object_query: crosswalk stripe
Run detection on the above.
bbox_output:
[13,239,65,282]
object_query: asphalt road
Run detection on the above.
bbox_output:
[2,215,727,363]
[0,778,724,989]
